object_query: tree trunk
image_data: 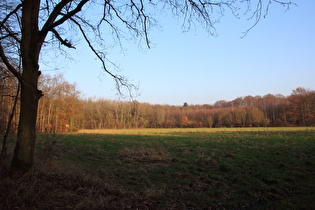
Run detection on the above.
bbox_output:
[10,0,43,172]
[10,55,42,172]
[10,79,42,171]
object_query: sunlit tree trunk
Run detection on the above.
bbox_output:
[10,71,42,171]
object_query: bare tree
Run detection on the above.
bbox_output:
[0,0,294,172]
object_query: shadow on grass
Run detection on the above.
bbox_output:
[1,130,314,209]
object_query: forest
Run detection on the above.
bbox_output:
[1,69,315,134]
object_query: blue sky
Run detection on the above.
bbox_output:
[43,0,315,105]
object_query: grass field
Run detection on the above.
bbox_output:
[1,127,315,209]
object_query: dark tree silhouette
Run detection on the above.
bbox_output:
[0,0,294,172]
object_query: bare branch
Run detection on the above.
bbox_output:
[130,0,151,48]
[0,43,22,83]
[0,3,22,28]
[50,28,75,49]
[242,0,296,37]
[1,25,21,43]
[40,0,72,33]
[0,33,19,41]
[70,17,136,96]
[107,3,140,35]
[41,0,89,34]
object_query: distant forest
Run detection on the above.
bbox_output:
[1,72,315,133]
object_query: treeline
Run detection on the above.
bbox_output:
[78,89,314,129]
[1,71,315,133]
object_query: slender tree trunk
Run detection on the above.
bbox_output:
[1,83,20,165]
[10,0,43,172]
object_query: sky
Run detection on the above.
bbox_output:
[42,0,315,106]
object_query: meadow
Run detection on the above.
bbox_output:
[1,127,315,209]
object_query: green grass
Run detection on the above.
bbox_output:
[1,127,315,209]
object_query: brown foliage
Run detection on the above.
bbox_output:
[287,88,315,126]
[1,73,314,134]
